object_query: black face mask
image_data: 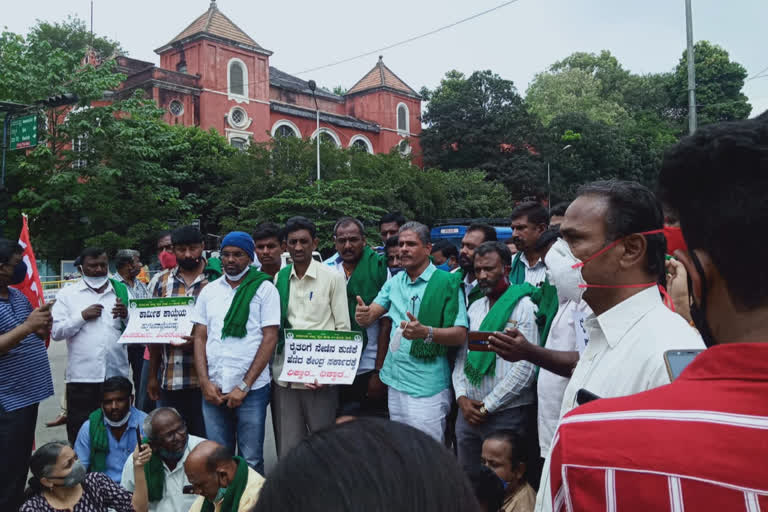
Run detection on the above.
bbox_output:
[177,257,201,270]
[688,251,717,348]
[8,261,27,285]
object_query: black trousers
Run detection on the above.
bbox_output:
[0,402,38,511]
[338,371,388,418]
[159,388,206,438]
[66,382,103,443]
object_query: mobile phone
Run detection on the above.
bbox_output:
[664,349,703,381]
[468,331,493,351]
[576,388,600,405]
[183,485,196,495]
[136,428,143,448]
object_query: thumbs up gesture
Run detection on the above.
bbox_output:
[355,296,372,327]
[401,312,428,341]
[112,297,128,319]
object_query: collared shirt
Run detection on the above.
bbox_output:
[536,300,592,457]
[374,263,469,398]
[121,435,205,512]
[52,279,129,383]
[188,466,266,512]
[453,295,539,413]
[74,406,148,483]
[111,272,150,299]
[520,253,548,285]
[148,266,210,390]
[0,288,54,412]
[549,343,768,512]
[327,255,388,374]
[272,259,350,387]
[191,276,281,393]
[535,286,704,512]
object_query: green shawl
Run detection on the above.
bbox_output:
[204,257,223,281]
[509,253,527,285]
[87,408,109,473]
[409,269,462,360]
[142,436,165,503]
[464,283,538,386]
[464,281,560,386]
[201,456,249,512]
[346,247,388,348]
[275,265,292,355]
[221,267,272,339]
[108,278,130,331]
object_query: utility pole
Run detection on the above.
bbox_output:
[308,80,320,190]
[685,0,697,135]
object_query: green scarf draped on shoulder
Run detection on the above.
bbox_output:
[201,456,249,512]
[87,408,109,473]
[275,265,293,355]
[142,436,165,502]
[108,278,129,331]
[221,267,272,339]
[464,281,560,386]
[409,269,462,361]
[204,257,223,281]
[509,253,527,285]
[346,247,388,349]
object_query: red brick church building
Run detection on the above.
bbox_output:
[112,1,422,162]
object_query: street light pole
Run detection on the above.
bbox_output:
[308,80,320,190]
[685,0,697,135]
[547,144,572,215]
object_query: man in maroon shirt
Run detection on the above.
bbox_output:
[549,115,768,511]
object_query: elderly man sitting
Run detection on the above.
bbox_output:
[121,407,205,512]
[184,440,266,512]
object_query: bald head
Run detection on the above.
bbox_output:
[184,441,237,501]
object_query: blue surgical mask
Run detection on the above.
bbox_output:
[436,263,452,272]
[389,267,404,276]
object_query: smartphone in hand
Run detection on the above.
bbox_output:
[468,331,493,351]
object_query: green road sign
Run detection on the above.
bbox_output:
[9,115,38,149]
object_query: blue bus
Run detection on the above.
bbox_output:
[430,220,513,250]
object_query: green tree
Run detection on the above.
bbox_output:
[669,40,751,127]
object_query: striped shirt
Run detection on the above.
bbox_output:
[520,253,548,286]
[148,266,209,390]
[111,272,150,299]
[0,288,54,412]
[549,343,768,512]
[453,294,539,413]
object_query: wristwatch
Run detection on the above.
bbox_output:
[425,326,434,344]
[237,380,249,392]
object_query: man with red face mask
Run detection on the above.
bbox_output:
[452,241,541,470]
[533,180,704,512]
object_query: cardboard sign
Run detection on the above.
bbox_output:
[278,329,363,385]
[118,297,195,345]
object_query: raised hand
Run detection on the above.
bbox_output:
[401,312,428,341]
[355,295,372,327]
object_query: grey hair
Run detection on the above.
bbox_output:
[115,249,139,269]
[333,216,365,238]
[398,221,430,245]
[143,406,183,440]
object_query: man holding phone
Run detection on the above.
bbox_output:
[452,241,541,469]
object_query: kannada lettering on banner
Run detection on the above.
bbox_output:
[118,297,195,344]
[278,329,363,385]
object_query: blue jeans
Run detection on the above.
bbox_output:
[201,384,270,474]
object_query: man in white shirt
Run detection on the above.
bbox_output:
[327,217,389,417]
[52,247,129,443]
[122,407,204,512]
[454,223,498,306]
[191,232,280,475]
[534,180,704,511]
[509,202,550,286]
[452,241,540,469]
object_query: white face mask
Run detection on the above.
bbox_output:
[225,266,250,282]
[103,409,131,428]
[544,239,587,304]
[82,274,109,290]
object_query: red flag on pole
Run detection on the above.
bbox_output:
[11,215,48,341]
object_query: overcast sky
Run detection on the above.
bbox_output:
[5,0,767,115]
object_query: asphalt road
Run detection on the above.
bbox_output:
[35,341,279,473]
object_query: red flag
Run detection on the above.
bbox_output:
[11,214,46,313]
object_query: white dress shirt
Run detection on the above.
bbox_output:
[453,294,540,413]
[329,258,388,374]
[52,279,129,383]
[191,277,281,393]
[536,300,592,458]
[121,435,205,512]
[535,286,704,511]
[520,253,548,285]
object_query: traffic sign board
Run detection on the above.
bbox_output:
[9,115,38,149]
